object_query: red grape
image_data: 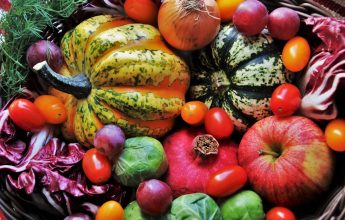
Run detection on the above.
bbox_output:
[93,124,125,160]
[268,7,300,40]
[232,0,268,36]
[136,179,173,216]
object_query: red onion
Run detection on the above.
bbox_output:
[26,40,63,72]
[136,179,173,216]
[93,124,125,160]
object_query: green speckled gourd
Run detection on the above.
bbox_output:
[189,23,289,132]
[35,15,190,147]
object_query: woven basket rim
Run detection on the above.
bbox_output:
[1,0,344,219]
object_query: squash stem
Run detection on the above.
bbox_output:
[33,61,92,99]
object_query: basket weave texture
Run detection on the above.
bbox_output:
[0,0,344,219]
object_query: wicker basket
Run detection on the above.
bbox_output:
[1,0,344,219]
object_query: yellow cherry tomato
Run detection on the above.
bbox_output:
[325,119,345,152]
[217,0,245,22]
[95,201,124,220]
[282,36,311,72]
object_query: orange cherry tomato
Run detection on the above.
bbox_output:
[206,165,247,197]
[124,0,158,25]
[282,36,310,72]
[8,98,45,132]
[82,148,112,185]
[266,207,296,220]
[325,119,345,152]
[181,101,209,126]
[34,95,67,124]
[95,200,124,220]
[216,0,244,22]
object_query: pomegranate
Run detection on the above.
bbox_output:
[163,127,238,197]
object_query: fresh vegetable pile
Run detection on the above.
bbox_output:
[0,0,345,219]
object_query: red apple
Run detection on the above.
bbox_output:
[238,116,334,207]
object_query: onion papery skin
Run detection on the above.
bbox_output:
[158,0,221,51]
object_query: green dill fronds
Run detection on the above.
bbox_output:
[0,0,86,101]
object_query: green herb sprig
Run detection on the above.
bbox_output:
[0,0,86,101]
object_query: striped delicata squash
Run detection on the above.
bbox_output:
[189,23,290,133]
[34,15,190,147]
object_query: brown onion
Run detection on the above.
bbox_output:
[158,0,220,51]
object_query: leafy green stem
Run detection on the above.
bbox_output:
[0,0,87,101]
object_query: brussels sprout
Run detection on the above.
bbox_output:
[114,136,168,187]
[124,201,166,220]
[219,190,265,220]
[167,193,222,220]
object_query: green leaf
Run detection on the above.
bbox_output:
[167,193,222,220]
[0,0,86,101]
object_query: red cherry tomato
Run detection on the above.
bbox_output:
[206,165,247,197]
[181,101,208,126]
[270,84,301,117]
[325,119,345,152]
[204,107,234,140]
[282,36,310,72]
[266,207,296,220]
[0,208,7,220]
[82,148,112,185]
[34,95,67,124]
[8,99,46,132]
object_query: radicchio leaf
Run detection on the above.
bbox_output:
[64,213,93,220]
[0,110,26,165]
[0,98,125,218]
[299,17,345,120]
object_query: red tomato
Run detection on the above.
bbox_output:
[82,148,112,185]
[34,95,67,124]
[266,207,296,220]
[181,101,208,126]
[270,83,301,117]
[124,0,158,25]
[0,208,7,220]
[8,99,45,132]
[204,107,234,140]
[206,165,247,197]
[282,36,310,72]
[325,119,345,152]
[95,200,124,220]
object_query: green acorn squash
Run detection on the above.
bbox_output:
[189,23,289,132]
[33,15,190,147]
